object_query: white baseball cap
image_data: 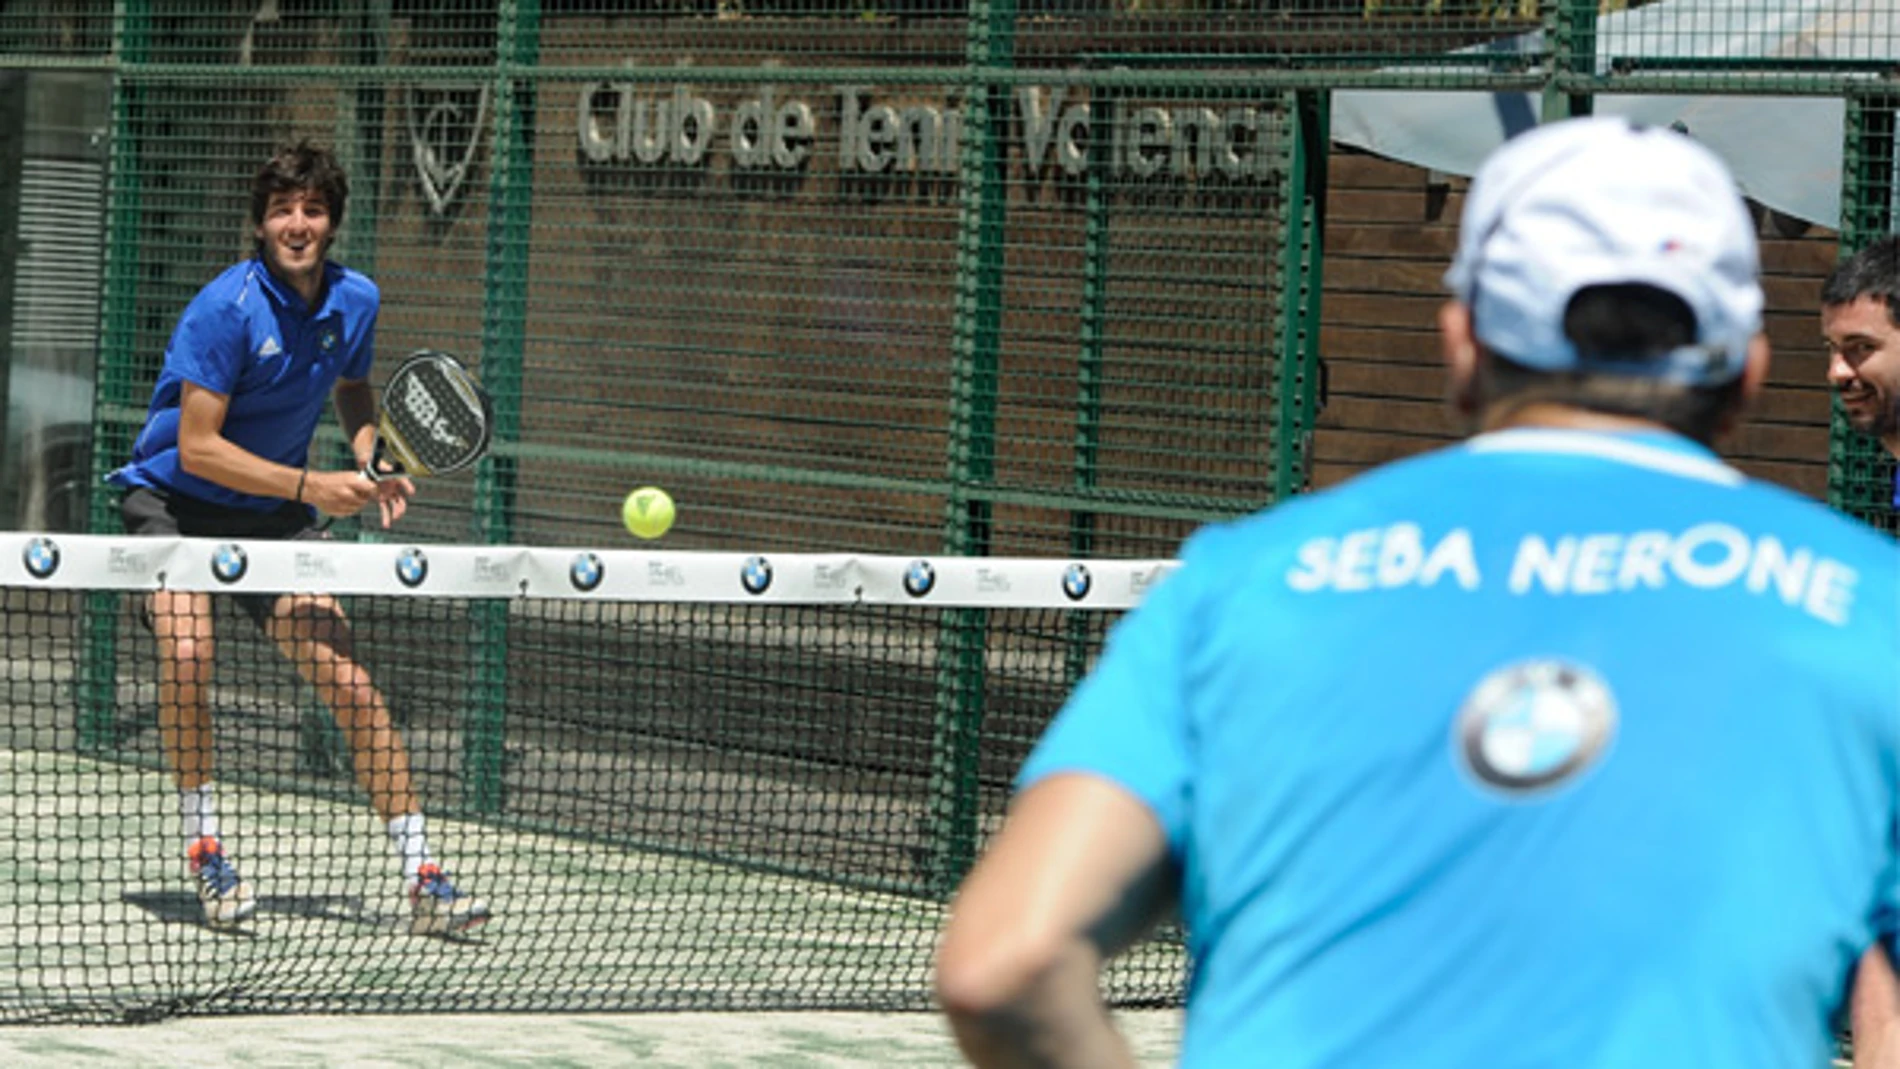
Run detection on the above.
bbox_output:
[1443,117,1763,386]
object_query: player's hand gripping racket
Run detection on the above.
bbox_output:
[364,350,494,482]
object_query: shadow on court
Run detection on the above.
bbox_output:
[121,890,392,931]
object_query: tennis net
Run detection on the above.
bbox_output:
[0,532,1184,1022]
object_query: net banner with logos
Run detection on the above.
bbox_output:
[2,533,1177,609]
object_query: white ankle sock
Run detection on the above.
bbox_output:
[388,812,432,887]
[179,784,218,852]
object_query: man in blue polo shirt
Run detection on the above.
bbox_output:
[110,142,488,936]
[937,118,1900,1068]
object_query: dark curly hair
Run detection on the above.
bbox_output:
[249,140,349,230]
[1822,235,1900,328]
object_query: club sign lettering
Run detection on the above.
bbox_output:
[577,84,1277,184]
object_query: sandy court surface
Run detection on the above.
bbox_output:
[0,1008,1184,1067]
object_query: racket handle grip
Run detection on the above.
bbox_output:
[362,440,399,483]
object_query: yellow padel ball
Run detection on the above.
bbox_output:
[622,486,675,540]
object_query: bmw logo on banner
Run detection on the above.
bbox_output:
[903,559,936,598]
[740,555,773,596]
[22,537,59,580]
[1061,563,1092,602]
[211,543,249,584]
[569,552,604,593]
[395,548,429,589]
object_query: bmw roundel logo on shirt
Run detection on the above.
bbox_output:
[1456,659,1617,795]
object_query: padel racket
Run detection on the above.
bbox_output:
[365,350,494,481]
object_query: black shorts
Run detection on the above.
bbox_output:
[120,486,329,629]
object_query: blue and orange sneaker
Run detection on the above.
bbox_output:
[409,863,490,936]
[187,836,256,930]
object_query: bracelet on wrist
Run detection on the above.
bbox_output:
[294,467,308,503]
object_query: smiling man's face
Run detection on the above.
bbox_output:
[1823,294,1900,442]
[254,188,333,302]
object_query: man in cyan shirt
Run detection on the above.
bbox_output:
[938,119,1900,1069]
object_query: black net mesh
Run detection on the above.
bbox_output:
[0,539,1183,1020]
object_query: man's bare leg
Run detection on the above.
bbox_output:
[151,589,254,927]
[266,593,489,934]
[265,593,416,821]
[153,590,215,792]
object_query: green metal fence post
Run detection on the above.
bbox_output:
[1543,0,1598,122]
[463,0,540,814]
[1060,81,1116,693]
[77,0,153,753]
[925,0,1015,896]
[1069,103,1107,564]
[329,5,379,278]
[337,0,387,302]
[1828,91,1898,530]
[475,6,536,548]
[1273,90,1328,504]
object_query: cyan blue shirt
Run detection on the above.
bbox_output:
[110,258,377,511]
[1021,428,1900,1069]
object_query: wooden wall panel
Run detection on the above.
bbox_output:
[1315,147,1839,501]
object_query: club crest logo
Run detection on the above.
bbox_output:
[1061,563,1092,602]
[321,330,338,352]
[407,84,489,216]
[569,552,604,593]
[740,555,773,596]
[211,543,248,584]
[903,559,936,598]
[395,547,429,588]
[1456,659,1617,795]
[22,537,59,579]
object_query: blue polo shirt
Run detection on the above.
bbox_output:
[1021,428,1900,1069]
[110,258,377,511]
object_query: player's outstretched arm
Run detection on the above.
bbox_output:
[937,773,1175,1069]
[178,381,389,522]
[176,381,364,516]
[1854,945,1900,1069]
